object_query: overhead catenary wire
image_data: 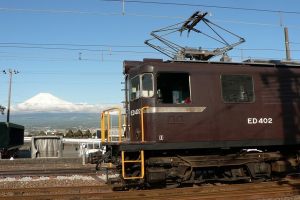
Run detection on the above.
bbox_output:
[100,0,300,15]
[0,42,146,48]
[0,7,300,29]
[0,45,158,54]
[1,42,300,51]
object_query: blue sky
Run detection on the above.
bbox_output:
[0,0,299,108]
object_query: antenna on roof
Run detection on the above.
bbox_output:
[145,11,245,61]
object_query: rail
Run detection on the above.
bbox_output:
[100,107,123,143]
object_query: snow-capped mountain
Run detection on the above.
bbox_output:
[0,93,121,129]
[12,93,108,113]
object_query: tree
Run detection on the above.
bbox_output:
[74,130,83,138]
[56,132,64,137]
[0,105,5,115]
[65,129,74,138]
[83,129,92,138]
[38,131,46,135]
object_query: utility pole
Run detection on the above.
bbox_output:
[284,27,291,61]
[3,69,19,123]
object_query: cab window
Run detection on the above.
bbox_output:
[157,72,191,104]
[141,73,154,98]
[130,73,154,101]
[130,76,140,100]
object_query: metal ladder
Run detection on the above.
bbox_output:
[121,150,145,179]
[121,106,148,180]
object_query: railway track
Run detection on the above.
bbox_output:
[0,168,96,178]
[0,158,299,199]
[0,158,97,178]
[0,185,112,200]
[0,180,299,200]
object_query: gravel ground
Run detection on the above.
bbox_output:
[0,157,121,189]
[0,175,107,189]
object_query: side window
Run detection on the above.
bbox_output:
[221,74,254,103]
[157,73,191,104]
[141,73,154,97]
[130,76,140,100]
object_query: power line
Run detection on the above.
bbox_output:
[1,7,300,29]
[0,42,146,48]
[100,0,300,15]
[0,42,299,51]
[0,50,299,62]
[0,53,298,64]
[1,42,300,63]
[1,43,300,52]
[0,44,157,54]
[0,7,183,19]
[0,7,121,15]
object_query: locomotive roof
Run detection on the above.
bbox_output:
[123,58,300,74]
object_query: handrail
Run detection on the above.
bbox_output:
[140,106,149,143]
[100,107,122,143]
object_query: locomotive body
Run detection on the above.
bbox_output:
[124,59,300,148]
[100,59,300,189]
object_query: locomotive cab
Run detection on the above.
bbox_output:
[125,62,155,142]
[124,59,198,144]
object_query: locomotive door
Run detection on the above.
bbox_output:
[128,73,154,142]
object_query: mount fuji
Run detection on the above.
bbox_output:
[12,93,106,113]
[0,93,119,129]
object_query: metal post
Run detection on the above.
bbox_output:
[284,27,291,61]
[122,0,125,15]
[82,144,86,165]
[7,69,12,123]
[3,69,19,123]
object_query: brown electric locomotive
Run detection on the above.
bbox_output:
[98,58,300,189]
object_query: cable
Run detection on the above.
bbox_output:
[1,42,300,51]
[0,42,146,48]
[0,44,158,54]
[100,0,300,15]
[1,7,300,29]
[1,43,299,53]
[0,7,122,15]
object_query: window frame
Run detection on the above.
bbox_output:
[141,73,154,98]
[156,72,192,105]
[129,75,140,101]
[220,74,255,103]
[129,73,154,101]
